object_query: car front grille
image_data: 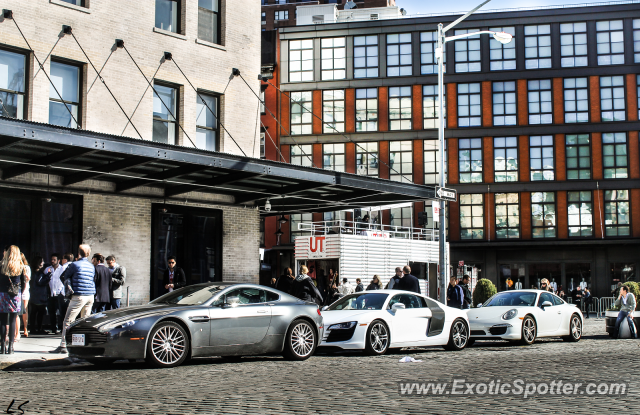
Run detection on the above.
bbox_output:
[326,326,357,343]
[470,330,486,336]
[66,327,109,344]
[489,326,508,335]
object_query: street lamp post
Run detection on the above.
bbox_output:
[436,0,513,304]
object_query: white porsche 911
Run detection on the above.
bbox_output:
[467,290,583,346]
[319,290,470,355]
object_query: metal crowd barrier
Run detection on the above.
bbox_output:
[598,297,616,318]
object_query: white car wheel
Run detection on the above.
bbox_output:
[365,320,389,355]
[519,316,536,345]
[563,314,582,342]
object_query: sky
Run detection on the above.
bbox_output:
[394,0,620,15]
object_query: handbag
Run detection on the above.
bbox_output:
[6,274,20,297]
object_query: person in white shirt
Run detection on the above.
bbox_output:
[45,253,70,335]
[338,278,353,296]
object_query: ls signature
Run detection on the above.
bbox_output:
[5,400,29,414]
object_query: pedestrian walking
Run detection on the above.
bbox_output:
[540,278,552,292]
[459,274,472,309]
[385,267,403,289]
[338,278,354,296]
[106,255,126,310]
[613,285,637,339]
[163,256,186,293]
[583,287,592,319]
[292,265,323,306]
[447,276,464,309]
[92,253,112,313]
[0,245,25,354]
[275,267,295,295]
[29,256,49,334]
[50,244,96,354]
[355,278,364,292]
[17,252,31,340]
[393,266,421,294]
[366,275,382,290]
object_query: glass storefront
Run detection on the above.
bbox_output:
[565,263,591,293]
[499,263,526,291]
[610,263,636,294]
[529,263,561,292]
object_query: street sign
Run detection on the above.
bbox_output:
[432,205,440,221]
[435,186,457,202]
[458,260,464,267]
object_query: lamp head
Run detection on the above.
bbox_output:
[492,31,513,45]
[264,199,272,212]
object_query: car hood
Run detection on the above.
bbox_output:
[72,304,188,328]
[467,306,527,320]
[322,309,381,325]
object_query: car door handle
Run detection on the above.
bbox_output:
[189,316,210,322]
[257,310,268,314]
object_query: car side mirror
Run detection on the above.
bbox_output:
[391,303,406,310]
[223,296,240,309]
[321,306,329,311]
[477,303,483,308]
[541,301,553,309]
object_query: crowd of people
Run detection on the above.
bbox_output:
[0,243,126,354]
[270,265,422,306]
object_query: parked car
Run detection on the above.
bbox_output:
[66,283,323,367]
[467,289,583,346]
[319,290,470,355]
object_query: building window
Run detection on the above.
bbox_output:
[568,191,593,237]
[60,0,84,5]
[604,190,630,236]
[274,10,288,20]
[524,24,551,69]
[321,37,346,80]
[564,78,589,123]
[386,33,412,76]
[457,83,481,127]
[634,20,640,63]
[531,192,556,238]
[602,132,628,179]
[198,0,221,44]
[356,142,378,177]
[322,143,345,172]
[494,137,518,182]
[0,49,26,119]
[322,90,345,133]
[155,0,179,33]
[323,211,346,227]
[290,213,313,240]
[290,144,313,167]
[528,80,552,124]
[49,62,80,129]
[493,81,516,126]
[560,22,587,67]
[261,12,266,25]
[596,20,624,65]
[152,83,177,145]
[638,75,640,119]
[489,26,516,71]
[530,135,554,181]
[390,206,412,229]
[423,85,445,129]
[600,76,625,122]
[459,138,482,183]
[195,94,218,151]
[389,141,413,183]
[460,194,484,240]
[566,134,591,180]
[354,35,378,78]
[259,133,265,158]
[355,88,377,132]
[289,40,313,82]
[454,29,481,73]
[424,140,440,185]
[290,91,312,135]
[495,193,520,239]
[420,31,445,75]
[389,86,412,130]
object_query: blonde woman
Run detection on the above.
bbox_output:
[367,275,382,290]
[18,253,31,339]
[0,246,25,354]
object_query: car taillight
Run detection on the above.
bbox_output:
[317,307,322,316]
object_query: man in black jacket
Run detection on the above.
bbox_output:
[459,275,473,309]
[394,266,421,294]
[163,256,186,293]
[91,253,112,313]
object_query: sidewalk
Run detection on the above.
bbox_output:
[0,334,69,370]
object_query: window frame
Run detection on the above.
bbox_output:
[155,0,181,34]
[565,134,591,180]
[423,140,440,185]
[458,138,483,184]
[289,91,312,135]
[634,19,640,63]
[290,144,313,167]
[600,75,626,122]
[457,83,481,127]
[454,29,481,73]
[493,137,518,182]
[527,79,553,125]
[603,190,631,237]
[195,91,220,151]
[322,143,346,172]
[560,22,588,67]
[389,140,413,183]
[49,59,82,129]
[388,86,412,131]
[289,39,314,83]
[0,47,28,120]
[354,35,379,78]
[563,77,589,123]
[423,84,445,129]
[420,31,445,75]
[356,142,379,177]
[355,88,378,132]
[386,33,412,77]
[320,37,346,81]
[529,135,555,181]
[567,190,593,238]
[489,26,516,71]
[290,212,313,240]
[322,89,345,133]
[495,193,520,239]
[274,10,289,21]
[459,194,484,240]
[492,81,517,126]
[152,80,179,145]
[524,24,552,69]
[390,206,412,229]
[596,20,625,66]
[531,191,557,239]
[602,132,628,179]
[198,0,221,45]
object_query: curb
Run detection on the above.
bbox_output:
[1,357,74,371]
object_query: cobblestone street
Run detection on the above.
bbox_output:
[1,318,638,414]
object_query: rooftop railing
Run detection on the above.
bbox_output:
[297,220,439,241]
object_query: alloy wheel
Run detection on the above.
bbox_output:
[571,316,582,339]
[369,322,389,353]
[151,325,186,365]
[452,320,468,349]
[291,322,315,358]
[523,318,536,343]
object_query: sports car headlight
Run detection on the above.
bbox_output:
[502,309,518,320]
[98,319,139,333]
[328,321,357,330]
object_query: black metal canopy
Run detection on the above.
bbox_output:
[0,117,439,215]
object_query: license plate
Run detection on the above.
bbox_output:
[71,334,85,346]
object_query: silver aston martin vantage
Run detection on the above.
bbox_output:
[65,283,323,367]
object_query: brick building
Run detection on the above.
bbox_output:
[261,1,640,298]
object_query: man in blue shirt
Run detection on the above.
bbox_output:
[447,277,464,309]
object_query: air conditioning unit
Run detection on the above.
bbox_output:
[370,13,379,20]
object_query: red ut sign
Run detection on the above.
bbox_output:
[308,236,326,258]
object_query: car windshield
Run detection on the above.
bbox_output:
[150,285,225,305]
[328,293,388,310]
[483,292,537,307]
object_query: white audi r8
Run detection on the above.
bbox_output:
[319,290,470,355]
[467,289,583,346]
